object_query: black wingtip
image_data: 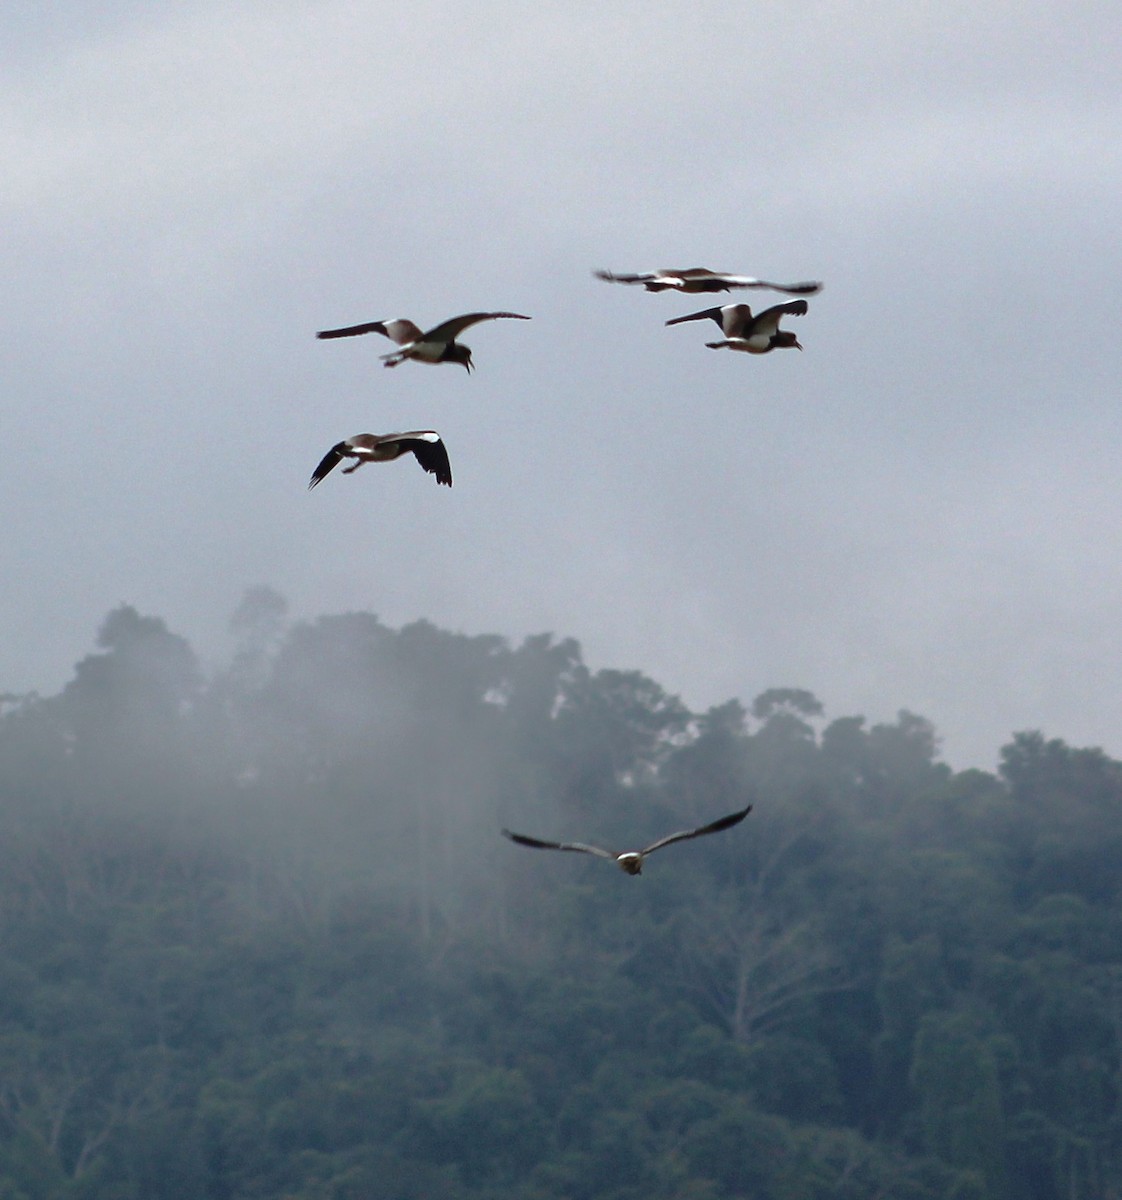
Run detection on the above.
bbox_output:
[696,804,753,836]
[721,804,753,828]
[308,442,346,489]
[665,307,721,327]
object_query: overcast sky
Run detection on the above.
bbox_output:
[3,1,1120,768]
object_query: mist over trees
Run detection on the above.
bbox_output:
[1,594,1120,1200]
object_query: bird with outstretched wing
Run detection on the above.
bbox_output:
[595,268,821,296]
[307,431,452,489]
[502,804,752,875]
[316,311,530,371]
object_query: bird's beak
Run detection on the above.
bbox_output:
[794,339,803,351]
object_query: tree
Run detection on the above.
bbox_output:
[909,1011,1009,1199]
[679,886,846,1046]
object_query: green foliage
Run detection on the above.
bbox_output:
[0,597,1120,1198]
[910,1011,1009,1197]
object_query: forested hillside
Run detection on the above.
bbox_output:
[0,593,1120,1200]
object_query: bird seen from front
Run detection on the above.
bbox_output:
[501,804,752,875]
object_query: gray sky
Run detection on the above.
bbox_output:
[3,1,1120,768]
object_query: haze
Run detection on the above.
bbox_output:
[4,2,1120,768]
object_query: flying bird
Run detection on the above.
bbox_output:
[666,299,809,353]
[595,268,821,296]
[501,804,752,875]
[308,432,452,489]
[315,311,531,372]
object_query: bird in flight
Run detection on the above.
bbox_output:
[315,311,531,372]
[666,299,809,353]
[501,804,751,875]
[594,268,821,296]
[308,431,452,489]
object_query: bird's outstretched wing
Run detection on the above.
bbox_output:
[665,305,730,331]
[749,299,809,337]
[501,829,617,861]
[595,267,726,290]
[316,319,424,344]
[594,269,659,286]
[308,441,348,489]
[667,304,756,338]
[706,274,822,296]
[640,804,753,856]
[397,432,452,487]
[421,311,531,341]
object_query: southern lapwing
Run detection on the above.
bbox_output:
[308,432,452,489]
[316,311,530,372]
[501,804,751,876]
[594,268,821,296]
[666,299,808,353]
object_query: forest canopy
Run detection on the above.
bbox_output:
[0,594,1119,1200]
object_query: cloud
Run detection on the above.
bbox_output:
[2,2,1121,771]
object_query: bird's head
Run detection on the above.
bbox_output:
[445,343,473,373]
[616,853,643,876]
[774,331,803,351]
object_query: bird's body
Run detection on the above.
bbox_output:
[316,311,530,372]
[595,268,821,296]
[666,299,809,353]
[501,804,751,875]
[308,431,452,489]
